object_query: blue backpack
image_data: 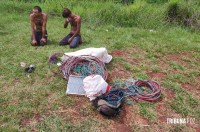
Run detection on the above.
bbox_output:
[92,88,125,116]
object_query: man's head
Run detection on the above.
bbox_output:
[32,6,42,15]
[62,8,71,18]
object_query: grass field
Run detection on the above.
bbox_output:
[0,0,200,131]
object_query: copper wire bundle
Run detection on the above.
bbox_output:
[112,80,161,102]
[131,80,161,102]
[61,55,108,80]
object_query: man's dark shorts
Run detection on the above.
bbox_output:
[59,33,81,48]
[31,31,48,46]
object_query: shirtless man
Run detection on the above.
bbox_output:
[30,6,48,46]
[59,8,82,48]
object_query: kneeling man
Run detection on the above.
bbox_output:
[59,8,82,48]
[30,6,48,46]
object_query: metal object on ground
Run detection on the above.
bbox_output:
[66,75,86,95]
[25,64,35,73]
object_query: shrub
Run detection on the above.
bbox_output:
[166,0,200,30]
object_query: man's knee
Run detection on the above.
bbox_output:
[59,39,69,45]
[40,40,47,46]
[31,41,38,46]
[69,44,78,48]
[31,43,37,46]
[59,41,66,45]
[69,41,79,48]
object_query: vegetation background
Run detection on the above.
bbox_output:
[0,0,199,131]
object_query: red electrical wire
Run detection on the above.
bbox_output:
[130,80,161,102]
[61,55,108,80]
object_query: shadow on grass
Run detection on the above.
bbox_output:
[0,31,10,36]
[47,38,90,49]
[47,39,59,46]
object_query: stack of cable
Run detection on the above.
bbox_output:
[127,80,161,102]
[112,79,161,102]
[61,55,108,80]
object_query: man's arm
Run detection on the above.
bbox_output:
[42,13,47,39]
[30,14,36,40]
[30,14,37,45]
[64,18,69,28]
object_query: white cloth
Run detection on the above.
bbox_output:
[83,75,111,101]
[61,47,112,63]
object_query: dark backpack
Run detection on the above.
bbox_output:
[92,88,125,116]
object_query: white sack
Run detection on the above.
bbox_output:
[61,47,112,63]
[83,75,111,101]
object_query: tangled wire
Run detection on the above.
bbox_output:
[48,52,64,64]
[112,80,161,102]
[129,80,161,102]
[61,55,108,80]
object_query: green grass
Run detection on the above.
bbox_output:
[138,102,156,121]
[0,0,200,131]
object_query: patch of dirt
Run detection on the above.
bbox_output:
[20,113,43,128]
[108,49,144,82]
[111,49,141,66]
[47,92,56,107]
[20,92,56,128]
[106,105,149,132]
[107,63,132,83]
[164,52,192,62]
[155,87,182,124]
[126,47,146,54]
[161,87,176,100]
[158,60,169,69]
[127,58,141,66]
[108,68,131,82]
[114,124,132,132]
[161,52,193,68]
[54,96,90,123]
[46,76,55,83]
[146,71,166,79]
[156,102,182,123]
[13,78,21,86]
[154,86,198,131]
[181,81,200,100]
[156,52,199,100]
[111,50,130,57]
[186,121,200,132]
[157,52,195,73]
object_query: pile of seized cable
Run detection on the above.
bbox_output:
[92,79,161,116]
[128,80,161,102]
[61,55,108,80]
[112,79,161,102]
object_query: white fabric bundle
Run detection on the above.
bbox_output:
[83,75,111,101]
[61,47,112,63]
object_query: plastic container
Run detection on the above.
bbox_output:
[66,75,86,95]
